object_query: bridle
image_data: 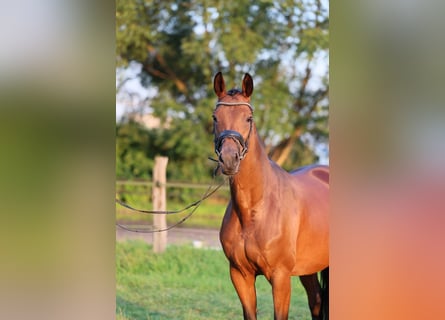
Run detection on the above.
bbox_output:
[213,102,254,161]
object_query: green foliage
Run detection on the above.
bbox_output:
[116,121,153,179]
[116,241,312,319]
[116,120,216,182]
[116,0,329,180]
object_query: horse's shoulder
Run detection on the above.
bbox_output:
[220,203,241,241]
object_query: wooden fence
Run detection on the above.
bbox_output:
[116,156,229,252]
[152,156,168,253]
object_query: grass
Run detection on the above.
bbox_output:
[116,241,312,320]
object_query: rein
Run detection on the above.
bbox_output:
[116,175,225,233]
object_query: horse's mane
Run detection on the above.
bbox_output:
[227,88,241,96]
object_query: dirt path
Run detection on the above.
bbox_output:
[116,227,222,249]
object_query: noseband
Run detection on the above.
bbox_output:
[214,102,253,160]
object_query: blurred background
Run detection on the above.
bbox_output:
[115,2,329,318]
[115,0,330,234]
[1,0,444,319]
[115,0,329,174]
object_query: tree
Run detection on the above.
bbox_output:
[116,0,329,179]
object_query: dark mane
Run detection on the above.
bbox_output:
[227,88,241,96]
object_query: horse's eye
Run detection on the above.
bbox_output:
[212,115,218,123]
[247,116,253,123]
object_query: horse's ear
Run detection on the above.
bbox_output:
[213,72,226,98]
[242,73,254,98]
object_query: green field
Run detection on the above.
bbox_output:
[116,241,312,320]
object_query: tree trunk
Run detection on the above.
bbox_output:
[270,127,302,166]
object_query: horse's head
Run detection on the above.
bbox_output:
[212,72,254,176]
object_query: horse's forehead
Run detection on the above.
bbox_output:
[214,89,252,119]
[214,93,252,115]
[214,103,251,118]
[216,92,248,107]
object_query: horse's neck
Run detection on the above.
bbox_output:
[229,131,272,216]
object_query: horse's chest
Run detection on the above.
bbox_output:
[221,206,290,277]
[225,228,274,277]
[244,235,268,266]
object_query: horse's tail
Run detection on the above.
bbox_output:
[320,267,329,320]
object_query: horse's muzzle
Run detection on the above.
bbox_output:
[217,139,242,175]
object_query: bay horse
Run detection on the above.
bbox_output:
[213,72,329,320]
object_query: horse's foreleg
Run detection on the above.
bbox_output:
[270,272,291,320]
[230,266,257,320]
[299,273,322,320]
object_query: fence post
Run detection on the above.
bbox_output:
[152,156,168,253]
